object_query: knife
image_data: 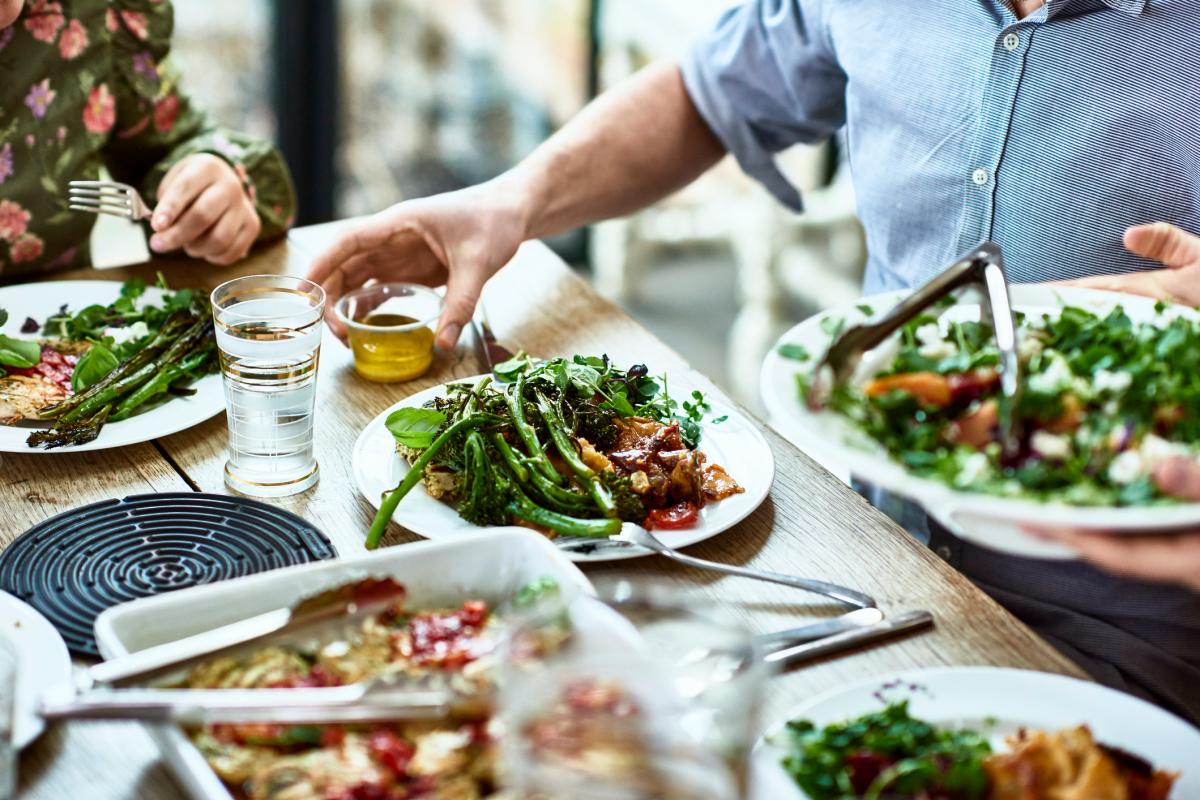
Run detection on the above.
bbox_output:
[754,608,884,650]
[764,610,934,669]
[471,303,514,372]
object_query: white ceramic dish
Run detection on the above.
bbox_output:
[750,666,1200,799]
[353,373,775,562]
[93,528,594,800]
[0,591,72,748]
[0,280,224,453]
[761,285,1200,559]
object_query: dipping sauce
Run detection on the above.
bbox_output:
[347,311,435,383]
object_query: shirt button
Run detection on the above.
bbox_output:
[935,545,953,562]
[971,168,989,185]
[1003,33,1020,51]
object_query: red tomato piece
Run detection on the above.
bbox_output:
[367,729,415,776]
[645,501,699,530]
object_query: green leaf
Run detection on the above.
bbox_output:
[856,303,875,316]
[71,345,119,393]
[777,343,811,362]
[0,335,41,368]
[820,316,846,339]
[493,354,531,383]
[514,576,560,607]
[0,309,8,327]
[385,407,448,449]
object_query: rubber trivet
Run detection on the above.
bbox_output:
[0,492,337,656]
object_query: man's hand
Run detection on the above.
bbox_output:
[306,182,528,350]
[149,153,261,266]
[1063,222,1200,305]
[1035,458,1200,592]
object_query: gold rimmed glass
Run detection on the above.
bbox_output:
[210,275,325,498]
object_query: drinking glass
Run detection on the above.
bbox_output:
[210,275,325,497]
[333,283,442,383]
[499,580,766,800]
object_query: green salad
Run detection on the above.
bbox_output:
[774,701,992,800]
[792,301,1200,505]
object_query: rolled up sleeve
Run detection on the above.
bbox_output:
[681,0,847,210]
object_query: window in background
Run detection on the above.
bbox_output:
[336,0,593,252]
[170,1,276,142]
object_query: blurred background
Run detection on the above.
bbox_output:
[166,0,866,410]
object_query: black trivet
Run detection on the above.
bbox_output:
[0,493,337,657]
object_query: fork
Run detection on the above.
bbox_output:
[68,180,153,221]
[557,523,877,609]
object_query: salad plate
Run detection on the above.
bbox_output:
[762,285,1200,558]
[750,667,1199,799]
[0,280,223,453]
[353,370,774,563]
[0,590,72,748]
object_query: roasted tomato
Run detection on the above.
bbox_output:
[864,372,952,407]
[645,500,699,530]
[367,729,415,776]
[946,400,998,449]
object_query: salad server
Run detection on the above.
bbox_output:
[86,578,408,689]
[38,674,480,726]
[808,240,1024,460]
[558,523,876,609]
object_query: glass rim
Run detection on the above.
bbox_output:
[333,282,444,333]
[210,274,326,312]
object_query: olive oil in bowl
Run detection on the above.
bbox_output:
[335,283,443,383]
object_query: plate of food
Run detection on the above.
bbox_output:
[92,528,593,800]
[353,354,774,561]
[0,591,72,748]
[751,667,1196,800]
[761,285,1200,557]
[0,278,222,452]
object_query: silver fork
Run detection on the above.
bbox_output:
[68,180,153,221]
[557,523,877,609]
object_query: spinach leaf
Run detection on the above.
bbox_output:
[71,345,119,393]
[777,343,811,362]
[0,335,41,368]
[386,407,448,449]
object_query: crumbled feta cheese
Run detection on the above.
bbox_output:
[916,323,957,360]
[1109,450,1144,484]
[1029,354,1073,394]
[1093,369,1132,395]
[1031,430,1072,460]
[1017,334,1043,360]
[955,452,991,487]
[1140,434,1188,468]
[103,321,149,345]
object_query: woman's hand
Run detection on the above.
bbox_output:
[1035,458,1200,592]
[149,153,260,265]
[305,181,529,350]
[1063,222,1200,305]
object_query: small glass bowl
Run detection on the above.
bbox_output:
[334,283,443,383]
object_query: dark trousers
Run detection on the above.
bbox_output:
[854,480,1200,726]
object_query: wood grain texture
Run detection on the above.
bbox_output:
[8,226,1084,799]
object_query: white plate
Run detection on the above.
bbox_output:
[94,528,595,800]
[761,285,1200,559]
[352,374,775,562]
[0,280,223,453]
[0,591,72,748]
[751,666,1200,799]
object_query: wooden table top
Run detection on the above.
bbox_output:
[9,224,1084,799]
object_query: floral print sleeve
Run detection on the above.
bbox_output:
[0,0,296,280]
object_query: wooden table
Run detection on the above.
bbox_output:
[8,225,1084,799]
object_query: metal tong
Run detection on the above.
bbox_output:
[808,241,1024,461]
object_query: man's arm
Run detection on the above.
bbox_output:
[307,62,727,348]
[510,62,726,240]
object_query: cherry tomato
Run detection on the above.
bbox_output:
[645,501,699,530]
[367,729,415,776]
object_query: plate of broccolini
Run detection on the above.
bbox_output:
[761,284,1200,558]
[0,278,222,452]
[750,667,1196,799]
[353,354,774,561]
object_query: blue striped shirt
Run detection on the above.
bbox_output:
[682,0,1200,293]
